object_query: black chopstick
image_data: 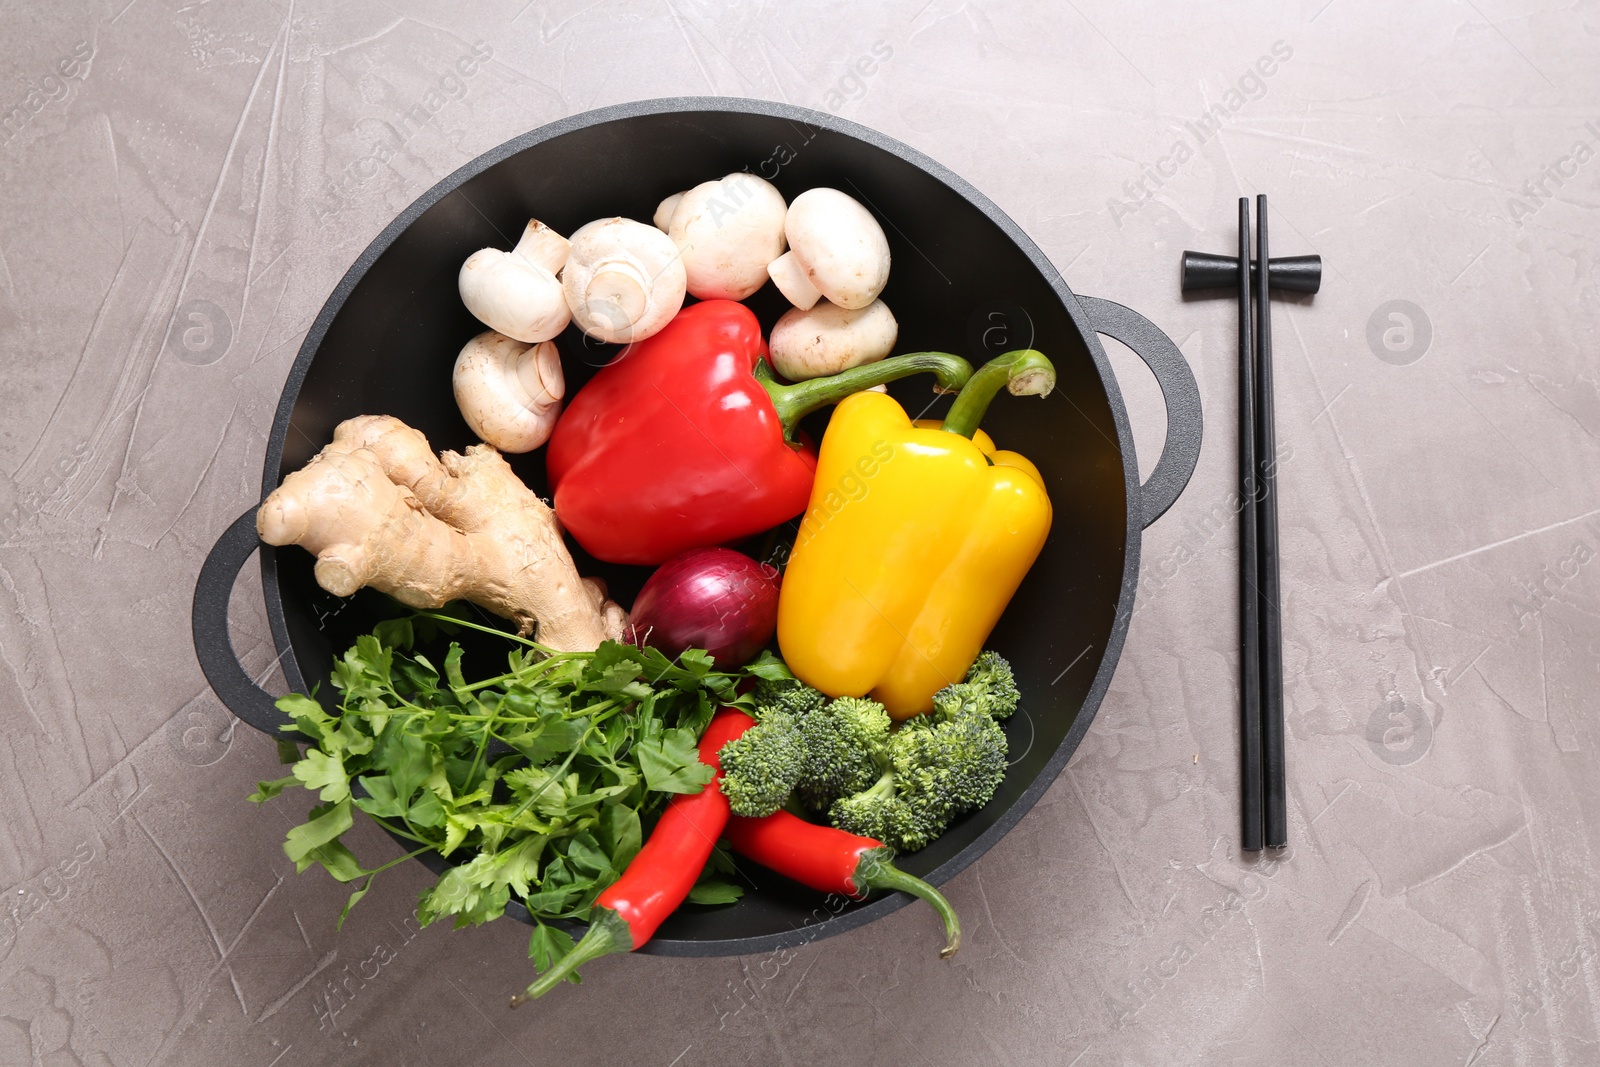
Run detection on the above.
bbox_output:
[1188,200,1314,851]
[1254,194,1287,849]
[1237,196,1264,852]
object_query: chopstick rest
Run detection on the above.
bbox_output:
[1181,252,1322,293]
[1181,204,1321,851]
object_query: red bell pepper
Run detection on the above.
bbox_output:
[546,300,973,565]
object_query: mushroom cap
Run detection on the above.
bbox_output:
[781,188,891,310]
[666,173,788,300]
[452,331,566,453]
[563,217,687,344]
[768,299,899,381]
[459,248,570,344]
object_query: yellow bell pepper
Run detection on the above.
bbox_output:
[776,350,1055,719]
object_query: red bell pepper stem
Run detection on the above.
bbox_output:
[939,349,1057,439]
[724,810,961,958]
[510,709,757,1005]
[754,352,975,443]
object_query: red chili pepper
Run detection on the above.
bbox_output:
[724,809,961,958]
[511,708,755,1005]
[546,300,973,566]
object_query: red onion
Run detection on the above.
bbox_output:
[627,548,780,668]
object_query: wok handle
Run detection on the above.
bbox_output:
[1080,296,1203,528]
[192,506,295,736]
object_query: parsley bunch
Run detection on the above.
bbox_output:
[250,611,770,965]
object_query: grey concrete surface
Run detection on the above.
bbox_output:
[1,1,1597,1064]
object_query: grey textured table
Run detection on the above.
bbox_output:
[2,2,1596,1064]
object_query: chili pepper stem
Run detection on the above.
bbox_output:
[940,349,1056,439]
[756,353,975,441]
[855,848,963,959]
[509,908,634,1006]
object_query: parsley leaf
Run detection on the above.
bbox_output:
[687,881,744,905]
[688,846,745,905]
[527,921,577,981]
[637,726,716,794]
[248,774,298,804]
[283,799,353,871]
[292,750,349,802]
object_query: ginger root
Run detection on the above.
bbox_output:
[257,414,626,652]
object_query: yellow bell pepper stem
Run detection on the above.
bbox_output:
[777,350,1057,719]
[940,348,1057,437]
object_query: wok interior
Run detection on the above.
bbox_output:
[272,106,1129,947]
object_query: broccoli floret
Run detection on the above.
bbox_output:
[718,710,806,817]
[929,681,983,721]
[827,703,1007,853]
[828,772,902,843]
[939,651,1020,721]
[751,677,827,720]
[722,683,873,816]
[793,696,892,812]
[891,711,1006,812]
[829,769,959,854]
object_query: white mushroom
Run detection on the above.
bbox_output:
[458,219,572,343]
[562,217,687,344]
[769,299,899,381]
[663,173,787,300]
[653,192,684,231]
[767,188,890,311]
[453,330,565,453]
